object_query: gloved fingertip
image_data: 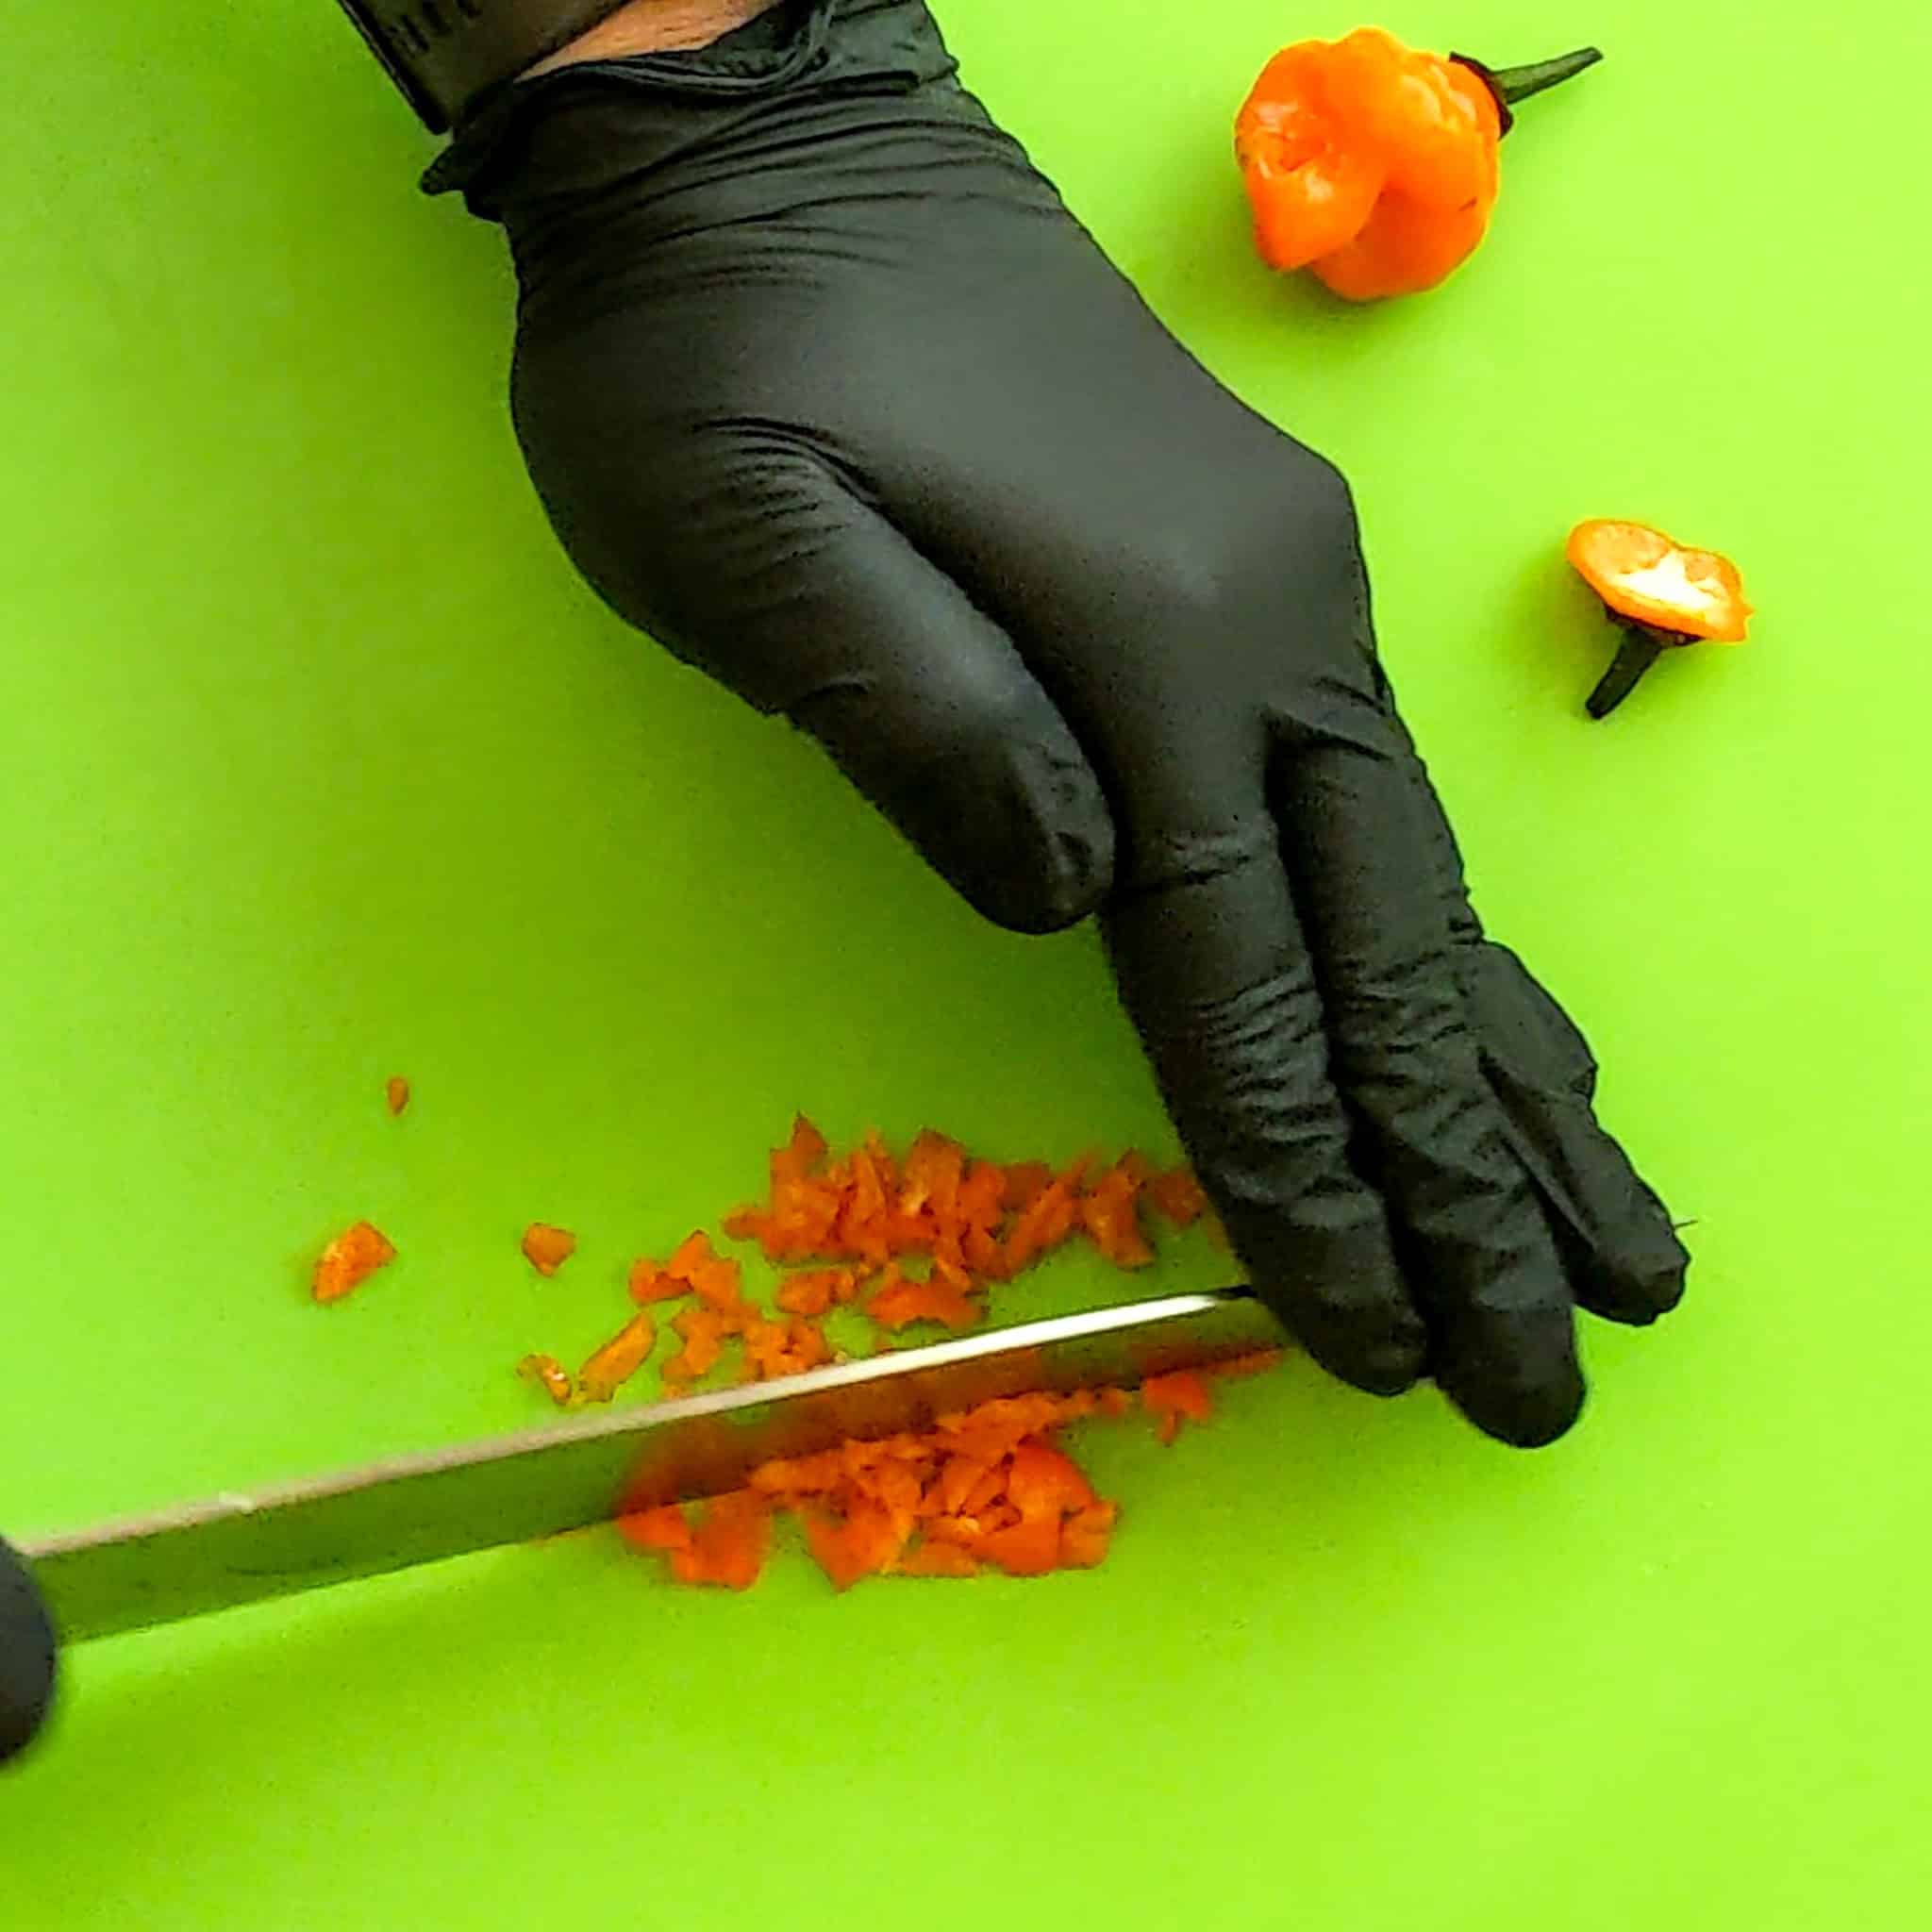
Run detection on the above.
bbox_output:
[1250,1269,1428,1399]
[1436,1318,1588,1449]
[1573,1216,1690,1327]
[1448,1369,1587,1449]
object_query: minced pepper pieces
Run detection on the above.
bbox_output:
[1236,30,1602,300]
[1567,519,1754,717]
[312,1221,397,1304]
[619,1493,771,1591]
[518,1121,1231,1434]
[621,1356,1283,1595]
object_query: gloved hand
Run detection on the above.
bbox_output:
[426,0,1687,1444]
[2,1539,56,1766]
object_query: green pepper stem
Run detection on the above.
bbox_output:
[1489,47,1604,104]
[1586,625,1671,720]
[1452,46,1604,135]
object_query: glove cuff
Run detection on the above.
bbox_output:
[336,0,642,132]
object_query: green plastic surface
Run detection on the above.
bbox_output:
[4,1,1927,1924]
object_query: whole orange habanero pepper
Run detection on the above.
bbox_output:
[1236,30,1602,300]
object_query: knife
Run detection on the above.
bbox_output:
[16,1288,1275,1646]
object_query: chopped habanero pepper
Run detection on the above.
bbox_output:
[1141,1369,1216,1444]
[517,1352,575,1406]
[865,1264,982,1333]
[521,1223,576,1277]
[664,1230,721,1288]
[1059,1502,1120,1570]
[669,1491,771,1591]
[974,1515,1063,1578]
[774,1268,856,1317]
[1001,1161,1054,1212]
[892,1539,981,1578]
[1566,519,1754,717]
[312,1221,396,1304]
[1007,1440,1098,1520]
[576,1311,658,1403]
[773,1114,828,1184]
[740,1314,833,1382]
[802,1497,906,1591]
[1208,1349,1288,1382]
[1144,1165,1208,1230]
[662,1306,735,1382]
[627,1256,685,1305]
[1080,1159,1156,1270]
[616,1504,692,1554]
[1236,31,1602,300]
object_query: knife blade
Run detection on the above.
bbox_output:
[21,1289,1276,1642]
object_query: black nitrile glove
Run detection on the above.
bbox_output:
[2,1539,56,1766]
[426,0,1687,1444]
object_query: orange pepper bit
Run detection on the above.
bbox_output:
[662,1306,736,1384]
[774,1114,829,1183]
[1143,1165,1208,1230]
[517,1352,575,1407]
[865,1263,983,1334]
[838,1140,894,1268]
[618,1494,770,1590]
[1079,1159,1156,1270]
[664,1230,751,1317]
[312,1221,397,1304]
[725,1115,841,1260]
[616,1503,691,1555]
[891,1539,981,1579]
[1059,1502,1120,1570]
[521,1224,576,1277]
[576,1311,658,1404]
[1208,1349,1287,1383]
[747,1445,849,1500]
[739,1314,833,1383]
[1003,1162,1087,1274]
[384,1076,410,1117]
[803,1497,907,1591]
[1002,1162,1054,1213]
[895,1128,959,1211]
[774,1268,857,1318]
[627,1256,686,1306]
[669,1491,772,1591]
[1566,520,1754,718]
[1141,1370,1216,1445]
[973,1441,1101,1575]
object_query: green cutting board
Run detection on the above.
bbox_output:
[4,1,1927,1924]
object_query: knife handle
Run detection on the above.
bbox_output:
[2,1537,57,1765]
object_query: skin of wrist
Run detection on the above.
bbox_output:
[521,0,783,77]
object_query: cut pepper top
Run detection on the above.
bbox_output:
[1568,521,1752,643]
